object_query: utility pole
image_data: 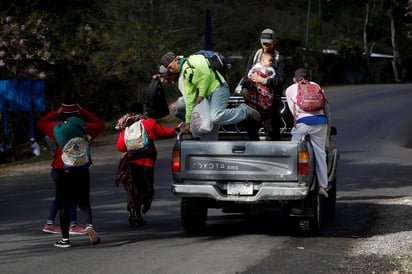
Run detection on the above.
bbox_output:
[305,0,311,47]
[205,10,212,50]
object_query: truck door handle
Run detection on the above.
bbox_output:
[232,146,246,153]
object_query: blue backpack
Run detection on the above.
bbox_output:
[193,50,231,83]
[187,50,232,84]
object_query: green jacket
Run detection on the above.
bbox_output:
[53,116,87,148]
[181,54,225,123]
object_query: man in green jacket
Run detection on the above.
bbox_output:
[161,52,261,140]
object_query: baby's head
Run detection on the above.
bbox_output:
[260,52,273,67]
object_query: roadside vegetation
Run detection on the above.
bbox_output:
[0,0,411,154]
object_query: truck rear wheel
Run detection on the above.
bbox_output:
[181,197,208,234]
[324,179,337,217]
[296,191,322,236]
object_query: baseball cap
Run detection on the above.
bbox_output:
[260,28,276,44]
[158,65,170,76]
[161,52,177,67]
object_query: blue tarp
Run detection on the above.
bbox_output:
[0,80,45,140]
[0,80,45,112]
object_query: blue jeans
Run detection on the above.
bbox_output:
[47,168,77,225]
[170,96,186,121]
[201,84,249,141]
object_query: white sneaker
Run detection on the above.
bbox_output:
[54,239,71,248]
[318,187,329,198]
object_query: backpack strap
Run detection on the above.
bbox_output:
[186,56,224,85]
[292,98,296,128]
[293,80,305,128]
[184,59,194,83]
[252,49,263,65]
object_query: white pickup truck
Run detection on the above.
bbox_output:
[171,96,339,235]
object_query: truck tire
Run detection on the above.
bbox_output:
[297,191,322,236]
[181,197,208,234]
[324,179,337,218]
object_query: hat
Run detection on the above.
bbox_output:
[61,103,80,114]
[159,65,170,76]
[30,138,35,142]
[161,52,177,67]
[294,68,309,80]
[260,28,276,44]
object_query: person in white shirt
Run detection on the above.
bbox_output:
[30,138,41,157]
[285,68,329,198]
[23,138,41,158]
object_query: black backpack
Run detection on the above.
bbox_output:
[143,78,169,119]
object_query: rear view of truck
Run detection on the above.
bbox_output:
[171,97,339,235]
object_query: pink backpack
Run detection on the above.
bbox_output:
[296,79,325,112]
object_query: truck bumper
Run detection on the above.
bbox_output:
[171,183,309,202]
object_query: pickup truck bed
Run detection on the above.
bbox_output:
[171,96,339,235]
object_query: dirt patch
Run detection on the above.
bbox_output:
[343,197,412,274]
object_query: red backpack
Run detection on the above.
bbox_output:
[296,79,325,112]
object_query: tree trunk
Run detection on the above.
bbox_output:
[390,0,401,82]
[363,1,370,82]
[305,0,311,47]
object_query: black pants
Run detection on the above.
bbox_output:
[270,98,282,141]
[129,164,155,216]
[246,101,282,141]
[245,119,261,140]
[55,168,92,238]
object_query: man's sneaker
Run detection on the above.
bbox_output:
[42,223,61,234]
[318,187,329,198]
[69,224,87,235]
[240,103,261,121]
[86,226,100,245]
[54,239,71,248]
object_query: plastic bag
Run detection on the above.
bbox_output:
[190,99,213,136]
[143,78,170,119]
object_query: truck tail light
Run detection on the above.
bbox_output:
[171,150,181,173]
[298,151,309,175]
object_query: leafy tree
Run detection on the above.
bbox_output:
[0,0,411,139]
[0,14,51,79]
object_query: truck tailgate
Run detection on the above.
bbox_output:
[178,141,299,182]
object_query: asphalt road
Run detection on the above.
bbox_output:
[0,84,411,274]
